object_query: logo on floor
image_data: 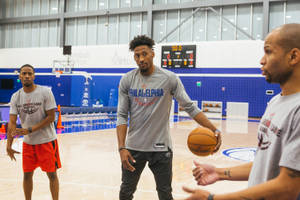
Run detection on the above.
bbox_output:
[223,147,256,162]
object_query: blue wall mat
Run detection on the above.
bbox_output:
[90,76,121,106]
[0,74,281,117]
[0,75,20,103]
[179,77,280,117]
[38,76,72,106]
[70,76,86,106]
[0,75,72,106]
[70,76,121,107]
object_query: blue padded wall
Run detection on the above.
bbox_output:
[0,75,20,103]
[70,76,86,106]
[179,77,280,117]
[90,76,121,106]
[0,72,280,118]
[38,75,72,106]
[0,75,72,106]
[70,75,121,107]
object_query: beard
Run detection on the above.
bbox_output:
[23,82,33,87]
[140,68,149,73]
[139,64,150,74]
[264,69,293,85]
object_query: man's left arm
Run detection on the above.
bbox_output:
[14,108,55,136]
[184,166,300,200]
[171,75,221,151]
[171,75,217,132]
[193,112,218,133]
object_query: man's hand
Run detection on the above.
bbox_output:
[6,147,20,161]
[213,130,222,153]
[12,128,29,137]
[119,149,136,172]
[193,160,219,185]
[182,186,211,200]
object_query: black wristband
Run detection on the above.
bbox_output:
[118,147,127,152]
[28,127,32,133]
[207,193,214,200]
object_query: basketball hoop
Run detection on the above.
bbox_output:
[55,70,63,78]
[52,59,74,75]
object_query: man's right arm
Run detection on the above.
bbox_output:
[117,124,127,151]
[116,76,130,149]
[193,161,252,185]
[116,75,136,172]
[216,162,253,181]
[7,114,17,148]
[6,114,20,161]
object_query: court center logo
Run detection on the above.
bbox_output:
[223,147,256,162]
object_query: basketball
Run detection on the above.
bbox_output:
[187,127,217,156]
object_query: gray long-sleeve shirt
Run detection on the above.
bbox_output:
[117,66,201,152]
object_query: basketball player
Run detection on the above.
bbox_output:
[183,23,300,200]
[6,64,61,200]
[116,35,221,200]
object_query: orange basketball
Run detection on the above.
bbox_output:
[187,127,217,156]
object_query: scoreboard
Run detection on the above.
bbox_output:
[161,45,196,69]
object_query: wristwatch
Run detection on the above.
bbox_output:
[207,193,215,200]
[214,129,221,137]
[28,127,33,133]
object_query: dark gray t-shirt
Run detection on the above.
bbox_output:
[249,92,300,199]
[117,66,201,152]
[10,85,57,145]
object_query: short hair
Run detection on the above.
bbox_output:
[275,23,300,52]
[129,35,155,51]
[20,64,35,73]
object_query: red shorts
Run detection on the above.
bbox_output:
[22,140,61,172]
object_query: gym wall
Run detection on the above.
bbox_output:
[0,40,280,117]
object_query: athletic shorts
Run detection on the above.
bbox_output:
[22,139,61,173]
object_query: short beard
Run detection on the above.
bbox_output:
[24,82,32,87]
[140,68,148,73]
[265,70,293,85]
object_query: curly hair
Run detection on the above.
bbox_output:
[129,35,155,51]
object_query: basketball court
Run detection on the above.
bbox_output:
[1,0,298,199]
[0,117,259,200]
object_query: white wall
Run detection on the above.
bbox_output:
[0,40,264,69]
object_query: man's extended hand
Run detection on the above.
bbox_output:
[6,147,20,161]
[182,186,211,200]
[193,160,219,186]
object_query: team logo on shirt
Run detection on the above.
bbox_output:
[17,101,42,115]
[257,113,281,150]
[129,88,164,97]
[129,88,164,107]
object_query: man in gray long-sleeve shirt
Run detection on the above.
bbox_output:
[116,35,221,200]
